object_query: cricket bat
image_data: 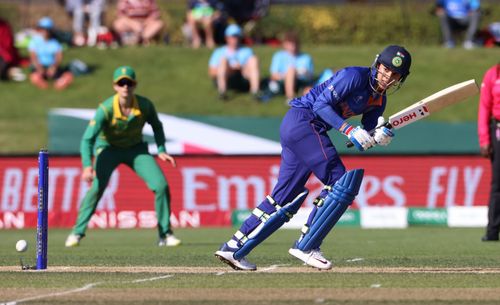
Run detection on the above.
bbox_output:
[347,79,479,147]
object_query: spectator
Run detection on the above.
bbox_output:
[435,0,481,49]
[208,24,261,100]
[65,0,107,47]
[186,0,222,49]
[315,68,334,86]
[113,0,164,46]
[0,18,26,82]
[478,63,500,242]
[222,0,269,44]
[28,17,73,90]
[267,31,314,101]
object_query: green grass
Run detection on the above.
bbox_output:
[2,228,500,304]
[0,45,497,153]
[1,227,498,268]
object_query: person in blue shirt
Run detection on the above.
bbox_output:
[435,0,481,49]
[29,17,73,90]
[208,24,261,100]
[215,45,412,271]
[268,31,314,102]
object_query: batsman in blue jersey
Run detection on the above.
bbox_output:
[215,45,412,271]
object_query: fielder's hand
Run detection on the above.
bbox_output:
[348,126,376,151]
[373,116,394,146]
[159,152,177,167]
[81,166,94,183]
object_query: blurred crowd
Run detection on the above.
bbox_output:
[0,0,499,100]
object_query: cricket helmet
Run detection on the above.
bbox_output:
[376,45,411,82]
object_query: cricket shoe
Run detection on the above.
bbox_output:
[289,246,332,270]
[158,234,182,247]
[65,233,83,247]
[214,243,256,271]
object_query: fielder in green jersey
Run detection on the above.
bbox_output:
[65,66,181,247]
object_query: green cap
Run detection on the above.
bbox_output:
[113,66,136,83]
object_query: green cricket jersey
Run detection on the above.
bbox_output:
[80,94,167,168]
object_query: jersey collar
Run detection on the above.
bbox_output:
[112,94,142,119]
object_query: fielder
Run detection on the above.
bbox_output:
[65,66,181,247]
[215,45,412,270]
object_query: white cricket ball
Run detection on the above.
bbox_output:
[16,239,28,252]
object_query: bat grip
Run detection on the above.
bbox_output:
[345,122,392,148]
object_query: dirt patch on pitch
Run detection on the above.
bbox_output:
[2,265,500,273]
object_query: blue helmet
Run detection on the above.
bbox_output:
[376,45,411,82]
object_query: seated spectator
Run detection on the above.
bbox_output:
[208,24,261,100]
[113,0,164,46]
[0,18,26,82]
[65,0,106,47]
[435,0,481,49]
[28,17,73,90]
[315,68,334,86]
[267,31,314,101]
[186,0,222,49]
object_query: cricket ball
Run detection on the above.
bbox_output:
[16,239,28,252]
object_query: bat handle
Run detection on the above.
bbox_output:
[345,122,392,148]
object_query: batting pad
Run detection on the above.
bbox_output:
[297,169,364,251]
[233,190,309,260]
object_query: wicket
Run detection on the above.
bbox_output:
[36,149,49,270]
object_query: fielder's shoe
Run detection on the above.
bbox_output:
[289,246,332,270]
[158,233,182,247]
[481,235,499,242]
[214,243,256,271]
[65,233,83,247]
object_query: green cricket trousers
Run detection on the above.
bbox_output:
[72,143,172,238]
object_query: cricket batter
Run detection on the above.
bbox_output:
[215,45,412,270]
[65,66,181,247]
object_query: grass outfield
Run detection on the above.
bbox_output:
[1,227,500,304]
[0,45,498,153]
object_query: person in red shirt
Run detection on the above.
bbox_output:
[0,18,25,82]
[478,63,500,241]
[113,0,164,46]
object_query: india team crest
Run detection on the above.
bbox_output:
[392,56,402,67]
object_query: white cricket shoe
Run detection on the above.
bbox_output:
[289,247,332,270]
[158,234,181,247]
[65,233,83,247]
[214,243,257,271]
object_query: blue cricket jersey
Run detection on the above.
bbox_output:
[289,66,386,132]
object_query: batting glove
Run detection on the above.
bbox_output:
[348,126,376,151]
[373,116,394,146]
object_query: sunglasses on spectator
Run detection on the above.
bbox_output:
[116,79,136,87]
